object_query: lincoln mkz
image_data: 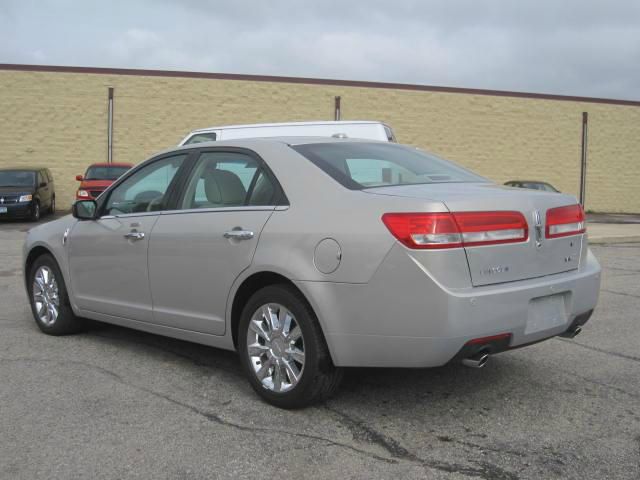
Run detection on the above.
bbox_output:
[23,138,600,407]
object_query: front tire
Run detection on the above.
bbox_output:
[28,254,83,335]
[238,284,343,408]
[30,201,40,222]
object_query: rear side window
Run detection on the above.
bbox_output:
[292,142,485,190]
[184,132,217,145]
[179,151,277,209]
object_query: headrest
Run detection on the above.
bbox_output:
[203,168,246,205]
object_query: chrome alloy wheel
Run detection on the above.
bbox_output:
[32,266,60,326]
[246,303,305,393]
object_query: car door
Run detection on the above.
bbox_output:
[68,153,189,321]
[148,149,283,335]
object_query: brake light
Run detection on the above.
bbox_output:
[381,211,528,249]
[545,204,585,238]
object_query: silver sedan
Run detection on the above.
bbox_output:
[23,138,601,408]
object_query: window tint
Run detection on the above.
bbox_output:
[346,158,415,186]
[248,171,276,206]
[103,154,186,215]
[180,151,275,209]
[0,171,35,187]
[184,132,217,145]
[85,166,131,180]
[292,143,485,190]
[383,126,397,142]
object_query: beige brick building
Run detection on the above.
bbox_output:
[1,64,638,212]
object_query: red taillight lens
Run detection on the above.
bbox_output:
[381,213,462,249]
[545,204,585,238]
[382,211,528,249]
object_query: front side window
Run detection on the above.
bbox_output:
[103,155,186,215]
[180,151,276,209]
[292,142,486,190]
[0,171,35,188]
[184,132,217,145]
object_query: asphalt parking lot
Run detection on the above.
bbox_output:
[1,217,639,480]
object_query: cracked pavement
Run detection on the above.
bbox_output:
[1,217,639,479]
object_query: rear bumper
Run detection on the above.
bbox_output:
[448,309,593,364]
[0,202,34,219]
[298,245,601,368]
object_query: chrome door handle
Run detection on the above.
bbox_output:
[124,231,145,241]
[223,229,254,240]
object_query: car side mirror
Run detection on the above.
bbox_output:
[76,175,83,181]
[72,199,98,220]
[39,182,47,188]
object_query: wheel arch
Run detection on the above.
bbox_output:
[24,245,54,284]
[23,244,69,299]
[229,271,334,362]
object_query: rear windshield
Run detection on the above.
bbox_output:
[85,166,131,180]
[0,170,35,187]
[292,143,485,190]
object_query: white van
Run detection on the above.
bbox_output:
[179,121,396,145]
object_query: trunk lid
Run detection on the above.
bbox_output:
[366,182,583,286]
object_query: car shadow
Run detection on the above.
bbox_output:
[81,320,535,408]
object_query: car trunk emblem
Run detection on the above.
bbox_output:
[533,210,543,248]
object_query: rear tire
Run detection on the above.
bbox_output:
[238,284,343,408]
[28,254,83,335]
[49,196,56,215]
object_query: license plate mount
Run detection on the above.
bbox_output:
[525,294,567,334]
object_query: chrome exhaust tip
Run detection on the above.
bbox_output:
[462,351,490,369]
[560,325,582,339]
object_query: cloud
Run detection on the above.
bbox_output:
[0,0,639,100]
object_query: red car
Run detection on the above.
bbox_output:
[76,163,133,200]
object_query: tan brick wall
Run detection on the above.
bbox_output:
[1,68,638,212]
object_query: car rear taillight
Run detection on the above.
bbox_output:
[381,211,528,249]
[545,204,586,238]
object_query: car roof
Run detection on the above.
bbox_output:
[190,120,387,134]
[167,136,387,155]
[0,167,48,172]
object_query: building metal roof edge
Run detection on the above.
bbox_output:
[1,63,639,107]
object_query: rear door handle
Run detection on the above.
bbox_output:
[124,231,145,241]
[223,229,254,240]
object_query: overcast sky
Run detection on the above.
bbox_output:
[1,0,639,100]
